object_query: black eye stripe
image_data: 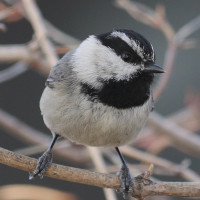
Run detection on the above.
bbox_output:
[96,35,142,65]
[96,29,155,62]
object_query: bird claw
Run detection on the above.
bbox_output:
[29,150,53,180]
[117,164,133,200]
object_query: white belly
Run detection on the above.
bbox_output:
[40,87,152,147]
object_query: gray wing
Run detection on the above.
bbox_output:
[45,49,76,88]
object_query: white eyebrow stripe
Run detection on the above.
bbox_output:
[111,31,144,59]
[111,31,135,49]
[111,31,154,61]
[150,43,155,61]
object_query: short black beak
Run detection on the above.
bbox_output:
[143,64,165,73]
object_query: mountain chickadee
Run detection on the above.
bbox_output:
[29,29,164,198]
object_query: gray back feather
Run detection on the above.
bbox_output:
[45,49,76,88]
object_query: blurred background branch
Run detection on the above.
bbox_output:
[0,0,200,200]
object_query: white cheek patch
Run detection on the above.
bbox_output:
[72,36,142,87]
[111,31,154,62]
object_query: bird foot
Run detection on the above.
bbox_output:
[117,164,133,199]
[29,150,53,180]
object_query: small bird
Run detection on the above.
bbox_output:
[29,29,164,198]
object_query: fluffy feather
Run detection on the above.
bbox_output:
[40,29,157,147]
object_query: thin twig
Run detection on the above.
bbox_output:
[153,41,177,100]
[0,44,34,62]
[144,106,200,154]
[44,20,80,46]
[2,0,79,47]
[115,0,175,40]
[0,43,73,76]
[0,62,27,83]
[15,142,71,156]
[88,147,117,200]
[0,44,50,75]
[175,16,200,43]
[148,112,200,156]
[106,163,176,178]
[1,147,200,198]
[120,146,200,182]
[154,15,200,99]
[22,0,58,68]
[115,0,200,101]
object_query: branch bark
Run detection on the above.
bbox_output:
[1,147,200,198]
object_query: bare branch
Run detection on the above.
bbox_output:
[88,147,117,200]
[0,147,119,189]
[44,20,80,46]
[175,15,200,43]
[153,42,177,100]
[154,16,200,99]
[114,0,200,100]
[115,0,175,40]
[120,146,200,182]
[1,147,200,198]
[0,44,32,62]
[22,0,58,68]
[148,112,200,156]
[143,106,200,154]
[0,62,27,83]
[0,43,74,76]
[0,44,50,75]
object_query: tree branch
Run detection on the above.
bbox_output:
[87,147,117,200]
[120,146,200,181]
[143,106,200,154]
[148,112,200,156]
[115,0,200,100]
[0,44,50,75]
[1,147,200,198]
[1,102,200,182]
[0,62,27,83]
[154,15,200,99]
[115,0,174,40]
[22,0,58,68]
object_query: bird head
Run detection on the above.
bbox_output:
[72,29,164,108]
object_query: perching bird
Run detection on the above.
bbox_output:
[29,29,164,199]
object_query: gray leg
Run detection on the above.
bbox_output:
[29,134,59,180]
[115,147,133,199]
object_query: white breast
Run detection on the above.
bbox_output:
[40,86,152,147]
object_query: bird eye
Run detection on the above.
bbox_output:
[145,60,153,66]
[121,52,133,63]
